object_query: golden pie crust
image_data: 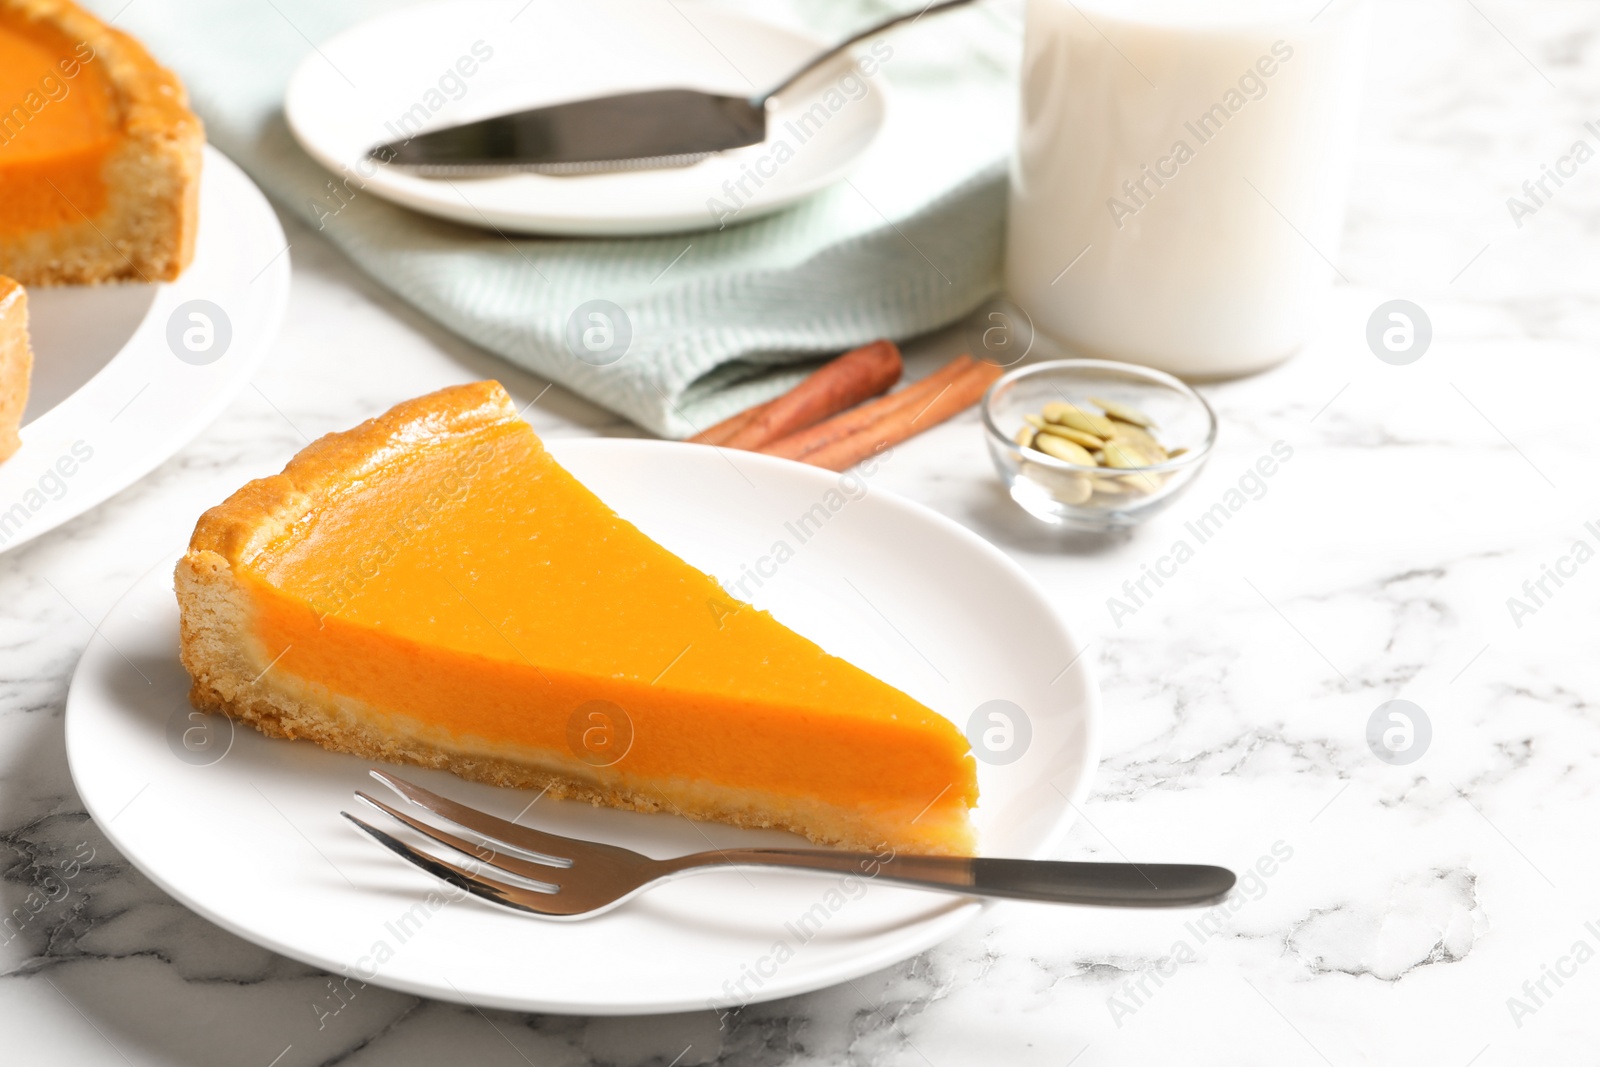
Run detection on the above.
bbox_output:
[0,276,30,461]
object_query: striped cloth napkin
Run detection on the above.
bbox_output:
[91,0,1020,437]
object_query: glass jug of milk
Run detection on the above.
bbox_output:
[1005,0,1372,377]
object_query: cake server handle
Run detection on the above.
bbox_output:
[677,849,1237,908]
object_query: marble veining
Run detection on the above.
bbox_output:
[3,0,1598,1062]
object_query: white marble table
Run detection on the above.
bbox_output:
[3,0,1595,1062]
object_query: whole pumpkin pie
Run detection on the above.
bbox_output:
[0,276,30,461]
[176,382,979,854]
[0,0,202,284]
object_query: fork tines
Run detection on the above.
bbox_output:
[342,769,639,919]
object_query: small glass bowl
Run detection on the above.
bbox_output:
[982,360,1217,530]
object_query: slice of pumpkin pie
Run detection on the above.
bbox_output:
[0,0,203,284]
[175,382,979,854]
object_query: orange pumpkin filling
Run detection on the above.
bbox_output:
[178,383,979,853]
[0,12,115,233]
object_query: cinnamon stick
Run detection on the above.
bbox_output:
[761,355,977,460]
[687,396,778,445]
[720,340,902,451]
[799,358,1004,472]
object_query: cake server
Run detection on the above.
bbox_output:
[344,769,1238,920]
[367,0,978,175]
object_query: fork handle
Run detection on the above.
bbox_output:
[676,849,1236,908]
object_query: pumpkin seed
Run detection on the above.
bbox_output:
[1023,462,1093,503]
[1036,423,1105,449]
[1101,440,1152,469]
[1042,401,1118,439]
[1106,421,1166,459]
[1090,474,1137,495]
[1120,470,1167,494]
[1032,433,1096,466]
[1090,396,1156,428]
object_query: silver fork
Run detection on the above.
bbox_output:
[343,769,1236,920]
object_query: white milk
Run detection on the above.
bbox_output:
[1005,0,1371,377]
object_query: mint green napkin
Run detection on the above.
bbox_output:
[89,0,1018,437]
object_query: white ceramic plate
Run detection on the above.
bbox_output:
[1,147,289,555]
[285,0,889,236]
[65,441,1098,1015]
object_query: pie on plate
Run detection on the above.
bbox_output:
[175,382,980,854]
[0,0,202,284]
